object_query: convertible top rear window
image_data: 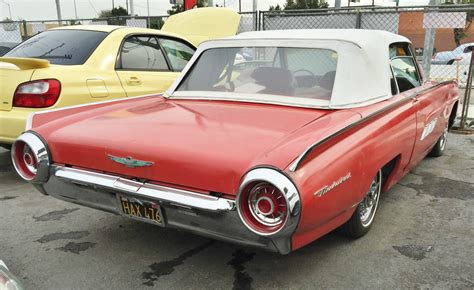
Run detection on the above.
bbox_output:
[176,47,338,101]
[5,30,107,65]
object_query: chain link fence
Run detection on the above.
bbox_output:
[238,12,258,33]
[0,11,258,43]
[0,15,170,44]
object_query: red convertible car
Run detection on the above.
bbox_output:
[12,30,459,254]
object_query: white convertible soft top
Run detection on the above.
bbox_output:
[166,29,412,109]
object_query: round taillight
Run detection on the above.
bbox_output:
[11,132,50,183]
[237,168,301,237]
[12,141,37,180]
[249,182,288,226]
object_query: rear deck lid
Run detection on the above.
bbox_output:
[0,58,48,111]
[161,8,241,47]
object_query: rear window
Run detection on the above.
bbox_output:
[5,30,108,65]
[176,47,338,101]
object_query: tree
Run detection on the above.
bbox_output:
[270,0,328,10]
[98,6,129,18]
[167,4,185,15]
[443,0,473,46]
[269,4,283,10]
[149,17,165,29]
[197,0,208,7]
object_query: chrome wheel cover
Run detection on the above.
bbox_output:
[359,171,382,227]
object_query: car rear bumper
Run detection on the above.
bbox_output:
[36,165,293,254]
[0,108,31,145]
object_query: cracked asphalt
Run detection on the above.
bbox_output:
[0,133,473,289]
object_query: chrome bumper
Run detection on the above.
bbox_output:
[36,166,293,254]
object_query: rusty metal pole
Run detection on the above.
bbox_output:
[459,49,474,130]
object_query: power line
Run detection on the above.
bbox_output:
[87,0,99,15]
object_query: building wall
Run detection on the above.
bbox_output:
[398,11,474,53]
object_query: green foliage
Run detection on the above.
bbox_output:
[443,1,473,46]
[197,0,208,7]
[99,6,129,18]
[168,4,185,15]
[269,4,283,10]
[149,17,165,29]
[269,0,328,10]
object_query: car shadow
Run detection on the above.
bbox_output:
[0,147,13,171]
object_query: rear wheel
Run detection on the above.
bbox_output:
[342,170,382,238]
[429,123,448,157]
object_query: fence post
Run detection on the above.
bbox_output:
[255,11,259,31]
[22,20,28,41]
[459,50,474,130]
[421,0,440,78]
[355,11,362,29]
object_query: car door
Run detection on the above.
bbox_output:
[115,35,184,97]
[390,43,446,167]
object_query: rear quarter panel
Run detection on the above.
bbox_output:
[288,81,459,251]
[289,94,418,251]
[32,65,126,108]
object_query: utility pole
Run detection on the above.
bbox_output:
[208,0,213,7]
[335,0,341,8]
[239,0,241,12]
[55,0,62,24]
[252,0,257,12]
[422,0,440,78]
[0,1,12,19]
[147,0,150,16]
[130,0,134,15]
[73,0,78,19]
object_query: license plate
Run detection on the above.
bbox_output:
[119,196,164,225]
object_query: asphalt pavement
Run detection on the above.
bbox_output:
[0,133,473,289]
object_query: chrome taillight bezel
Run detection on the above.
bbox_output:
[237,167,301,237]
[11,132,50,183]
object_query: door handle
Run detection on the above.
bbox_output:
[127,77,142,86]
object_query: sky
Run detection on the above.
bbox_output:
[1,0,431,21]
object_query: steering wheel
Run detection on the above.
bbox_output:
[293,69,315,77]
[293,69,316,88]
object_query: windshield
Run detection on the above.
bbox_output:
[5,30,107,65]
[176,47,338,101]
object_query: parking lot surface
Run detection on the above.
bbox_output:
[0,133,473,289]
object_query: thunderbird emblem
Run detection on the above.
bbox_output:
[107,155,154,168]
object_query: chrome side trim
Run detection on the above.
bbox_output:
[53,166,235,212]
[25,113,34,130]
[289,81,455,172]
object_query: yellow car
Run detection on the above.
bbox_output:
[0,8,240,148]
